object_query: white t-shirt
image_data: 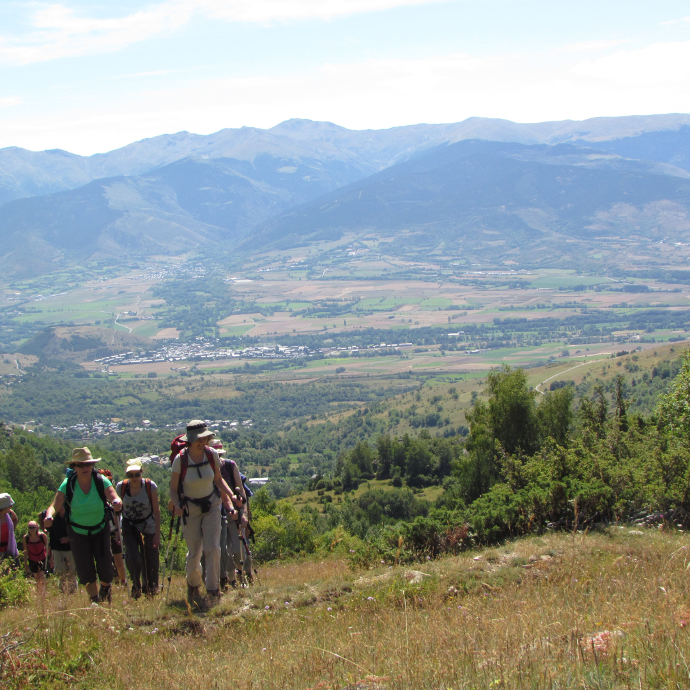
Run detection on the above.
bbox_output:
[172,448,219,498]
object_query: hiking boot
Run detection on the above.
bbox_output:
[99,585,112,603]
[187,584,201,606]
[206,589,222,606]
[246,574,254,585]
[90,594,100,605]
[229,579,237,589]
[220,576,229,591]
[131,586,142,600]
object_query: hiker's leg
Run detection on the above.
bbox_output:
[227,519,243,578]
[92,526,114,586]
[142,531,159,594]
[122,522,144,591]
[183,504,204,587]
[201,504,222,592]
[243,538,253,578]
[219,516,229,579]
[67,528,99,595]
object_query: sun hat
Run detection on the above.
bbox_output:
[0,493,15,510]
[125,461,143,474]
[181,420,214,444]
[210,441,226,455]
[67,447,101,465]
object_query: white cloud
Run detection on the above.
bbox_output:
[0,1,194,65]
[200,0,446,22]
[0,96,22,108]
[660,16,690,26]
[0,0,448,65]
[573,41,690,85]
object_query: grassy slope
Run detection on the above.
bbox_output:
[2,529,690,689]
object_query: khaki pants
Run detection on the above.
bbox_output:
[52,550,77,592]
[183,499,221,591]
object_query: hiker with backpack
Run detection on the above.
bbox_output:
[212,442,249,589]
[169,420,240,606]
[0,494,19,567]
[22,521,48,596]
[98,468,127,588]
[43,448,122,604]
[45,504,77,593]
[116,461,161,599]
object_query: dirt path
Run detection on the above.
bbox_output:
[535,355,612,394]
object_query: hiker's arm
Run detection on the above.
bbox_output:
[169,472,184,516]
[152,487,161,549]
[9,509,18,528]
[22,536,29,572]
[44,491,66,527]
[105,485,122,512]
[213,464,238,516]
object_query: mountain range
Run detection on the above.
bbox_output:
[2,114,690,275]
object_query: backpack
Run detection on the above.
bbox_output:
[176,447,219,507]
[64,469,109,534]
[169,434,187,465]
[121,477,153,505]
[178,446,216,484]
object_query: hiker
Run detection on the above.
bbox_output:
[169,420,239,605]
[43,448,122,604]
[22,521,48,596]
[46,505,77,593]
[0,493,19,567]
[213,442,249,589]
[98,469,127,587]
[116,461,161,598]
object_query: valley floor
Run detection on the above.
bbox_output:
[2,528,690,689]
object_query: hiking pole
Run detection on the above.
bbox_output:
[235,517,259,583]
[164,516,181,603]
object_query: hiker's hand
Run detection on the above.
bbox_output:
[174,506,184,517]
[43,516,53,528]
[49,558,54,568]
[153,534,160,549]
[60,537,69,544]
[112,498,122,512]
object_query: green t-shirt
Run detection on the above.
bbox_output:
[59,473,112,535]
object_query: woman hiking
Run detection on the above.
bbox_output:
[169,420,238,606]
[0,493,19,567]
[116,461,161,598]
[44,448,122,604]
[22,521,48,596]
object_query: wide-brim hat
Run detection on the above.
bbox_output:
[210,441,226,455]
[125,461,143,474]
[67,447,101,465]
[181,420,214,444]
[0,493,14,510]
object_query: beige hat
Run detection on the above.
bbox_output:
[210,441,226,455]
[181,420,214,444]
[125,461,143,474]
[0,493,14,510]
[67,447,101,465]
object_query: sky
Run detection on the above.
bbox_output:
[0,0,689,155]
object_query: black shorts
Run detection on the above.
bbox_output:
[111,536,122,555]
[28,560,44,574]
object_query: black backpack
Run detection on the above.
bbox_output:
[64,469,109,534]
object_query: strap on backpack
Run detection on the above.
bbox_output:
[65,469,109,535]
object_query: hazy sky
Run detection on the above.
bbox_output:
[1,0,689,154]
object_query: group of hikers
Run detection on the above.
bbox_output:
[0,420,255,607]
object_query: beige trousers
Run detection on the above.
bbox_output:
[182,498,221,591]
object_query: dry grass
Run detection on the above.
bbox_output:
[3,528,690,689]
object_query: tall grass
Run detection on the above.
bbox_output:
[2,528,690,688]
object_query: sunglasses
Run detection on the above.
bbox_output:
[28,526,37,530]
[73,462,92,469]
[127,472,142,478]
